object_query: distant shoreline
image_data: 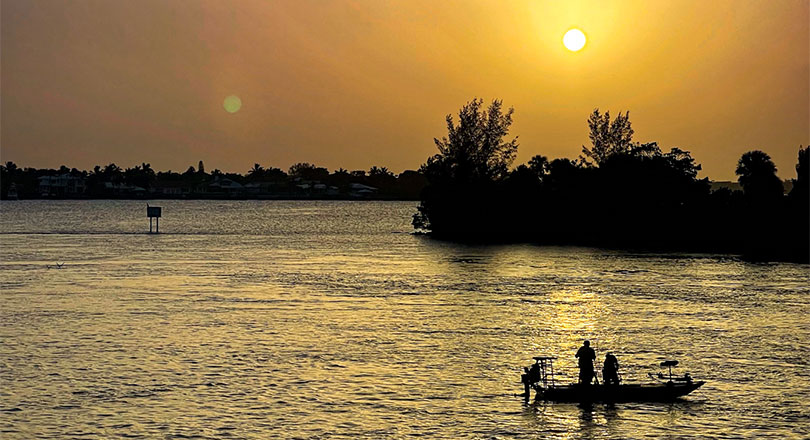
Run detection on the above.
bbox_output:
[0,195,420,201]
[2,180,789,202]
[2,198,805,263]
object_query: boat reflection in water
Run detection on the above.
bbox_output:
[521,356,705,403]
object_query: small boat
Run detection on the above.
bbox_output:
[520,356,704,403]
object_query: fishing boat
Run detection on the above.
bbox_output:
[520,356,704,403]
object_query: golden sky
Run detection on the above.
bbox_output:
[1,0,808,180]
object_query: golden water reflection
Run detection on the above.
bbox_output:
[1,201,808,439]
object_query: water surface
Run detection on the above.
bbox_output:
[1,200,808,439]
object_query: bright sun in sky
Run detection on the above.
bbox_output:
[563,29,586,52]
[224,95,242,113]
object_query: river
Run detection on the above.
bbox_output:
[1,200,808,439]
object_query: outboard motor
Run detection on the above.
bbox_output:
[520,356,557,402]
[520,365,533,401]
[520,362,542,401]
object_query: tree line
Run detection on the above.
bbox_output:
[413,99,808,262]
[0,161,428,200]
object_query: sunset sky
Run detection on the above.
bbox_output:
[1,0,808,180]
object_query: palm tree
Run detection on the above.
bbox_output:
[103,163,123,182]
[247,163,265,181]
[369,166,392,177]
[735,150,783,203]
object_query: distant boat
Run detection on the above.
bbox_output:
[6,183,18,200]
[520,357,705,403]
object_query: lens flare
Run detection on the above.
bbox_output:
[224,95,242,113]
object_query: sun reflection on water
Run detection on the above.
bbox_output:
[0,201,808,439]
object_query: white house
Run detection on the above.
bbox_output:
[38,174,86,196]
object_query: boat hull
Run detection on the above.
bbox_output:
[536,382,705,403]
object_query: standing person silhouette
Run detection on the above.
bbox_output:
[575,340,596,385]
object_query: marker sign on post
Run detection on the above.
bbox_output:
[147,205,162,233]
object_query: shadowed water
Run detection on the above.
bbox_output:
[1,200,808,439]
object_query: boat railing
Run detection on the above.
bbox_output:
[530,356,558,388]
[648,360,694,384]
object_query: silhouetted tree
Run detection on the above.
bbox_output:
[736,150,783,203]
[0,162,19,198]
[580,109,634,166]
[788,146,808,203]
[246,163,286,182]
[247,163,265,181]
[505,164,541,188]
[289,162,314,176]
[368,166,396,191]
[264,167,287,181]
[785,146,809,261]
[423,99,518,183]
[289,162,329,181]
[328,168,352,187]
[413,104,734,251]
[124,163,156,189]
[414,99,519,235]
[100,163,124,182]
[528,155,549,181]
[156,170,183,181]
[369,166,392,177]
[395,170,428,199]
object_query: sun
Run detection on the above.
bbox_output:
[563,29,586,52]
[224,95,242,113]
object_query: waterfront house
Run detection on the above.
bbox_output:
[38,174,86,197]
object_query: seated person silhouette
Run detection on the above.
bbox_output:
[602,352,620,385]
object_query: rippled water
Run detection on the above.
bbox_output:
[1,200,808,439]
